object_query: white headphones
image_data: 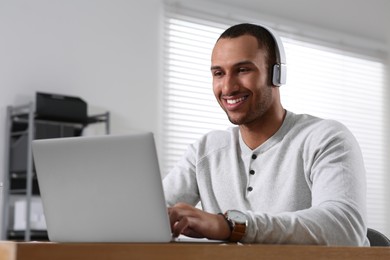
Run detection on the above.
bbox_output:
[260,25,287,86]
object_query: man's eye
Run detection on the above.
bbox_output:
[238,67,250,73]
[213,71,223,77]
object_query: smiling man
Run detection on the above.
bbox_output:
[163,23,369,246]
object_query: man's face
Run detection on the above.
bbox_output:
[211,35,274,126]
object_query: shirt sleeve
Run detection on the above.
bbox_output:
[163,143,200,207]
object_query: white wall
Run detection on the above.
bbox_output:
[0,0,163,133]
[0,0,163,165]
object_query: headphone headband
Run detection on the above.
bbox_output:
[259,25,287,86]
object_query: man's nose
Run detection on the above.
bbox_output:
[222,74,239,95]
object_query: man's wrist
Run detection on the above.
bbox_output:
[218,213,232,240]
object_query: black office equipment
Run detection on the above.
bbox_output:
[35,92,88,124]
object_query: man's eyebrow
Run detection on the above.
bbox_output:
[234,60,254,67]
[210,65,221,71]
[210,60,254,71]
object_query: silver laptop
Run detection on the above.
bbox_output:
[32,132,172,243]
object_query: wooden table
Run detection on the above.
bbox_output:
[1,241,390,260]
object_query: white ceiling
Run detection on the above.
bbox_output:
[211,0,388,43]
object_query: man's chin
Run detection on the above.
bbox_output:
[227,115,244,125]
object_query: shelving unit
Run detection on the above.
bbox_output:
[1,102,110,241]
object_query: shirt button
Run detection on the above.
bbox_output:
[247,186,253,192]
[249,170,255,175]
[252,154,257,159]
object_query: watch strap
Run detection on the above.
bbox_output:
[223,211,247,242]
[228,222,246,242]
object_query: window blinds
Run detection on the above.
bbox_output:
[161,3,388,236]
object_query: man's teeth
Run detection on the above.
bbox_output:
[227,97,245,104]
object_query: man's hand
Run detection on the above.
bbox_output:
[168,202,231,240]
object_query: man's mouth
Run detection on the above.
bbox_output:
[223,95,249,110]
[226,96,247,105]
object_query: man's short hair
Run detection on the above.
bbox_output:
[218,23,277,75]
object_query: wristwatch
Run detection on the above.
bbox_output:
[224,210,247,242]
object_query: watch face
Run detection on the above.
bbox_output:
[227,210,247,223]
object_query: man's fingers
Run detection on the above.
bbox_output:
[172,215,203,238]
[172,215,190,237]
[168,206,202,238]
[168,203,207,238]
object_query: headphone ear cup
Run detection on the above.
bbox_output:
[272,64,287,86]
[272,64,281,86]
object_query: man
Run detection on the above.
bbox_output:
[163,23,368,246]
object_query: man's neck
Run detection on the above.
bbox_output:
[239,107,286,150]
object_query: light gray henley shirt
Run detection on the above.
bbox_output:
[163,111,369,246]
